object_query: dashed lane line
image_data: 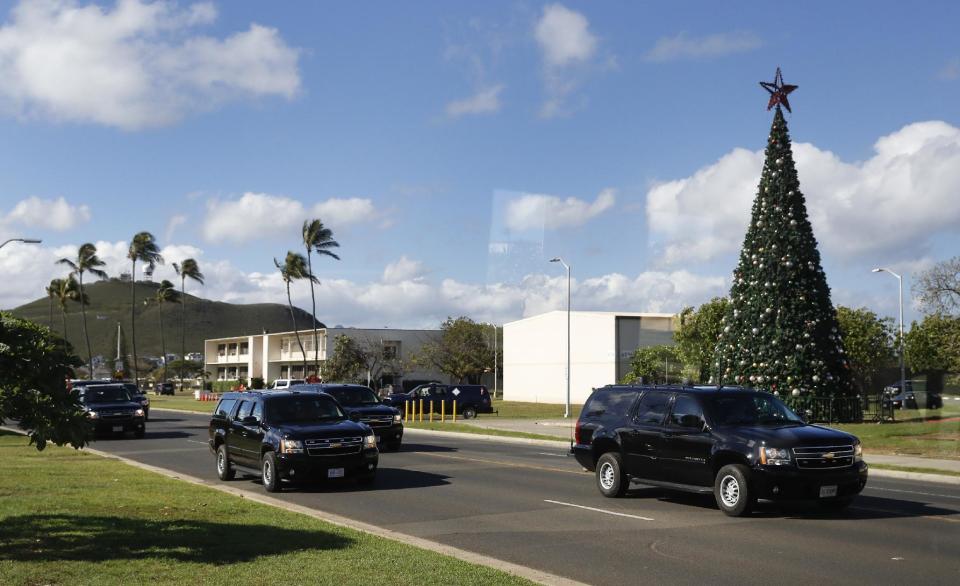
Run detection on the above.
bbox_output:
[543,499,655,521]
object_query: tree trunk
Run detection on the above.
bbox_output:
[61,308,68,346]
[306,248,320,377]
[180,276,186,393]
[78,272,93,377]
[286,281,308,376]
[131,259,139,386]
[48,295,54,330]
[159,301,167,383]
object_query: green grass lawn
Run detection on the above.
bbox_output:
[830,403,960,459]
[484,399,583,419]
[0,430,531,586]
[150,392,214,413]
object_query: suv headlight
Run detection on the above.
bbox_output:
[393,414,402,423]
[854,443,863,463]
[87,411,99,419]
[135,408,145,417]
[281,438,304,454]
[364,434,377,448]
[759,446,791,466]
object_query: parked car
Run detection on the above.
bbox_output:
[208,390,378,492]
[154,382,175,396]
[384,383,494,419]
[72,380,150,420]
[75,383,146,438]
[270,378,306,390]
[300,384,403,451]
[572,385,868,517]
[883,381,942,409]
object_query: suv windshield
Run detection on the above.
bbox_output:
[80,387,131,403]
[265,396,345,423]
[705,393,804,426]
[325,386,380,406]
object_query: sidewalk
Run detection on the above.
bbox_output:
[461,417,960,475]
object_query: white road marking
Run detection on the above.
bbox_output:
[867,486,960,500]
[186,439,208,445]
[543,499,654,521]
[535,452,568,458]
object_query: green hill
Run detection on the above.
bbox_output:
[9,279,322,361]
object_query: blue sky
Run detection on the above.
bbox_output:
[0,0,958,328]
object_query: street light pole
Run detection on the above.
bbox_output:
[0,238,42,251]
[490,322,498,399]
[872,268,905,399]
[550,257,571,418]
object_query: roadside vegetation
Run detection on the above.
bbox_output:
[0,430,531,586]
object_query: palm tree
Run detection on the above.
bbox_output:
[57,243,108,376]
[302,219,340,377]
[148,279,180,383]
[275,251,318,376]
[46,279,60,330]
[54,275,87,342]
[172,259,204,392]
[128,232,164,386]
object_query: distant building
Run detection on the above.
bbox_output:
[204,327,448,389]
[503,311,676,404]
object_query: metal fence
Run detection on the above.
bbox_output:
[783,396,865,424]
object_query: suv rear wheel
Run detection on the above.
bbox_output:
[216,444,235,481]
[714,464,755,517]
[596,452,628,497]
[462,405,477,419]
[262,451,281,492]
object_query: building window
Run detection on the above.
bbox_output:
[217,344,226,357]
[238,367,248,380]
[239,342,249,356]
[228,343,238,357]
[281,338,291,353]
[383,341,400,360]
[217,367,226,381]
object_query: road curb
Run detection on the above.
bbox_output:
[0,425,587,586]
[867,468,960,485]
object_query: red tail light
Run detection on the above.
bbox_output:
[480,387,487,395]
[575,420,582,444]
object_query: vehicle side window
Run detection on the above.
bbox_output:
[669,395,705,430]
[215,398,237,418]
[583,389,639,418]
[236,400,254,421]
[251,400,263,422]
[634,392,671,426]
[433,387,447,397]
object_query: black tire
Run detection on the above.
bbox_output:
[714,464,755,517]
[262,451,281,492]
[596,452,628,497]
[216,444,235,481]
[819,497,854,511]
[134,426,145,439]
[462,406,477,420]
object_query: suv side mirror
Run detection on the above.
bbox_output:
[241,415,258,425]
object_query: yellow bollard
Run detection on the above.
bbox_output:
[404,400,409,423]
[453,399,457,422]
[441,400,445,422]
[430,401,434,422]
[419,399,424,422]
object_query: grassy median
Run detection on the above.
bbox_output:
[0,430,531,586]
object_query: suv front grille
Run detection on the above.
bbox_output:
[304,436,363,456]
[360,415,394,428]
[792,445,854,469]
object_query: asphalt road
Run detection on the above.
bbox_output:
[94,410,960,585]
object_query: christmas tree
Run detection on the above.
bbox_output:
[712,69,852,399]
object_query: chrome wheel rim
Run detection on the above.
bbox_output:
[217,450,225,474]
[263,459,272,485]
[720,475,740,507]
[599,462,616,490]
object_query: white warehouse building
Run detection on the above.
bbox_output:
[503,311,676,404]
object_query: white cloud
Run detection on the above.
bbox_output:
[644,31,762,62]
[164,214,187,242]
[0,0,300,129]
[382,256,425,284]
[506,188,615,231]
[204,193,378,243]
[533,4,600,118]
[2,196,91,231]
[647,120,960,265]
[445,85,504,118]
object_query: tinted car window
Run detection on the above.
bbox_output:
[584,389,639,417]
[634,391,671,426]
[669,395,705,430]
[81,387,131,403]
[265,396,344,423]
[251,400,263,421]
[236,400,254,420]
[215,399,237,418]
[706,394,803,426]
[324,386,380,406]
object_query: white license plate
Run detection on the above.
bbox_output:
[819,485,838,498]
[112,425,124,433]
[327,468,345,478]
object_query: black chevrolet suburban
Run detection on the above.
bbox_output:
[299,384,404,451]
[76,383,146,438]
[384,383,494,419]
[572,385,868,516]
[209,391,379,492]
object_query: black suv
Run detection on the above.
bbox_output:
[884,381,943,410]
[384,383,494,419]
[209,391,379,492]
[72,380,150,420]
[572,385,868,516]
[300,384,404,451]
[75,383,146,438]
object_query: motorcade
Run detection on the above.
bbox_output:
[572,385,868,517]
[75,383,146,438]
[299,384,403,451]
[883,380,943,410]
[383,383,494,419]
[72,379,150,421]
[270,378,305,390]
[154,382,175,396]
[208,391,378,492]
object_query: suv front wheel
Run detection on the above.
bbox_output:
[714,464,755,517]
[596,452,628,497]
[262,451,281,492]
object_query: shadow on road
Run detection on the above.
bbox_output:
[280,467,452,493]
[0,514,351,563]
[394,442,457,453]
